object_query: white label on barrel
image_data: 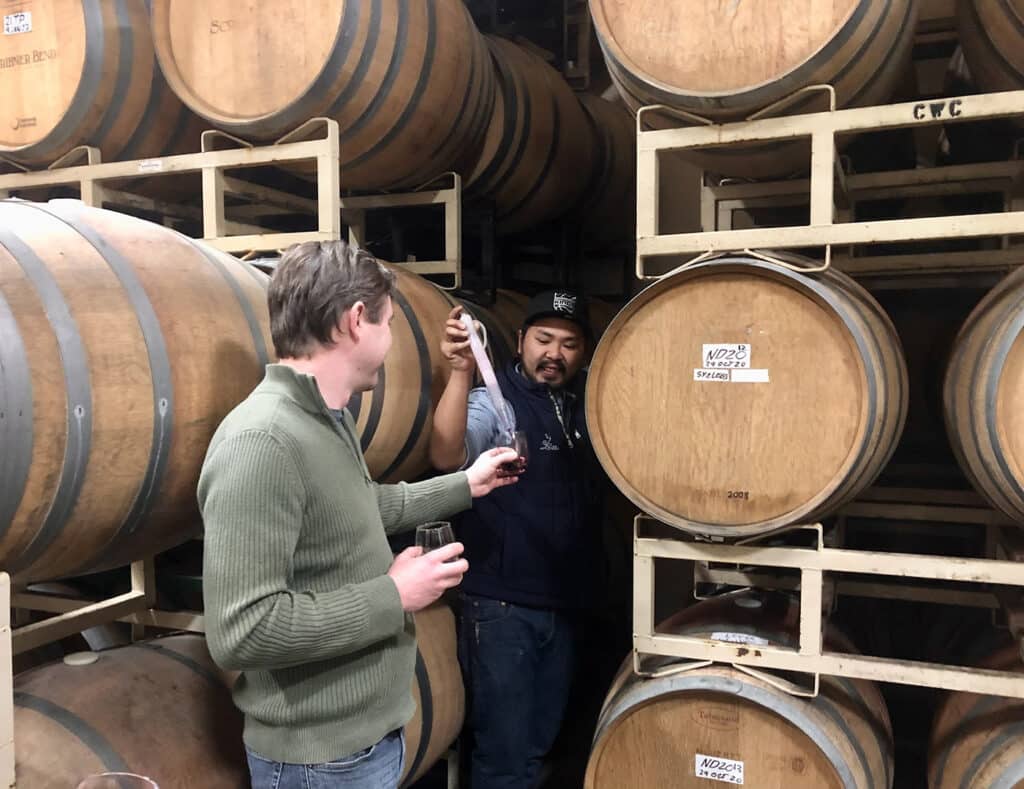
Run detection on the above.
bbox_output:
[711,631,770,646]
[694,369,769,383]
[730,368,770,383]
[3,12,31,34]
[702,343,750,368]
[696,754,744,784]
[137,159,164,173]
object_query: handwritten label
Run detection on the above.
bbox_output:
[694,369,769,383]
[696,754,744,784]
[3,11,31,34]
[694,369,729,382]
[137,159,164,173]
[695,343,769,383]
[702,343,750,369]
[711,632,770,646]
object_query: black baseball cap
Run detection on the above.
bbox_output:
[522,290,590,336]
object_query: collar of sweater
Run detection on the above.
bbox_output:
[262,363,333,416]
[262,364,371,481]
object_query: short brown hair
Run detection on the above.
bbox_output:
[268,240,396,359]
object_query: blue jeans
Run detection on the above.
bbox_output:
[458,594,576,789]
[246,729,405,789]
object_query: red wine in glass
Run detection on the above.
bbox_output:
[416,521,455,552]
[498,430,529,476]
[416,521,460,563]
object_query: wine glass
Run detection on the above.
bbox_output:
[416,521,455,552]
[497,430,529,477]
[76,774,159,789]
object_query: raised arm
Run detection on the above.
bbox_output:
[430,305,478,470]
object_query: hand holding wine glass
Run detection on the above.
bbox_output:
[497,430,529,477]
[416,521,456,552]
[465,447,521,496]
[389,538,467,612]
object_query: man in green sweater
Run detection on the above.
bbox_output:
[198,240,518,789]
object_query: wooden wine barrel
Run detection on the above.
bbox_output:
[578,94,636,247]
[14,634,246,787]
[928,643,1024,788]
[586,252,907,538]
[0,200,271,583]
[944,265,1024,522]
[0,0,203,166]
[150,0,495,191]
[589,0,917,177]
[585,591,893,789]
[957,0,1024,98]
[465,37,596,234]
[401,601,465,787]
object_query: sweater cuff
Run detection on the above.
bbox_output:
[359,575,406,642]
[453,471,472,512]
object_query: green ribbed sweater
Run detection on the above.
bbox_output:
[197,364,471,764]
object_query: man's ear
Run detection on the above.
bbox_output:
[348,301,367,338]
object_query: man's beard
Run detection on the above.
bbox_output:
[534,359,566,385]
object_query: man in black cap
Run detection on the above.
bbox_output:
[430,290,600,788]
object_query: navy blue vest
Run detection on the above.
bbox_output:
[458,363,599,609]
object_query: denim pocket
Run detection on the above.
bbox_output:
[308,743,375,773]
[305,733,403,788]
[245,749,283,789]
[469,597,512,626]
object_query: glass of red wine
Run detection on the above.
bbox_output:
[416,521,456,552]
[497,430,529,477]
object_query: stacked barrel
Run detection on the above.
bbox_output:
[12,604,461,787]
[590,0,917,177]
[587,251,908,539]
[582,0,1024,786]
[583,249,908,787]
[0,0,204,165]
[0,201,263,783]
[0,201,272,583]
[586,591,895,789]
[0,0,636,245]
